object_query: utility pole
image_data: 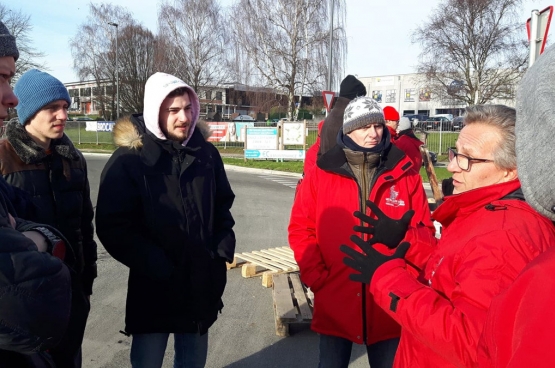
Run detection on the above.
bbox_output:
[108,22,119,119]
[327,0,334,91]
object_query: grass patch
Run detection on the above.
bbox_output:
[419,166,452,182]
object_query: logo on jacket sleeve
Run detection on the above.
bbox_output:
[385,185,405,207]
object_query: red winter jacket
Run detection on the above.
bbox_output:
[476,246,555,368]
[394,131,423,169]
[289,143,434,345]
[368,180,555,367]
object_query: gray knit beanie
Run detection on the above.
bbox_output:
[342,96,385,134]
[0,21,19,61]
[515,44,555,221]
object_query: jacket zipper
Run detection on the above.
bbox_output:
[45,157,59,225]
[361,155,368,345]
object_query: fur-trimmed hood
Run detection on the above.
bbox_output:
[4,119,80,164]
[113,115,212,149]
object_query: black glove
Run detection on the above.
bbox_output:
[340,235,410,284]
[353,200,414,249]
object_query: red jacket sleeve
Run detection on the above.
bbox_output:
[370,230,531,367]
[288,169,328,292]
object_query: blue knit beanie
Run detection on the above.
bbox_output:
[14,69,71,125]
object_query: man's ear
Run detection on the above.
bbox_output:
[504,167,518,181]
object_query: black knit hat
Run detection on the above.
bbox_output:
[339,75,366,100]
[0,21,18,61]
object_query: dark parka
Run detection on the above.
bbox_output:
[0,177,71,366]
[318,96,351,158]
[95,115,236,335]
[0,121,98,294]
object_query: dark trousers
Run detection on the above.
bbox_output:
[49,285,90,368]
[318,334,400,368]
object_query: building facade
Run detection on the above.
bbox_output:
[63,80,291,121]
[358,73,515,117]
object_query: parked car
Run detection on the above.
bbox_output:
[452,116,464,130]
[419,116,452,131]
[403,114,428,123]
[232,114,256,122]
[76,116,94,121]
[427,151,438,165]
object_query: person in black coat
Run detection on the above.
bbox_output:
[0,20,72,368]
[96,72,235,368]
[0,69,97,368]
[318,75,367,158]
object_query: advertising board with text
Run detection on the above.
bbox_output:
[207,122,254,142]
[245,128,278,150]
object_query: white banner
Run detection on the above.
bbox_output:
[244,149,305,159]
[85,121,115,132]
[282,122,305,145]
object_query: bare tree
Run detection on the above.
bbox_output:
[0,5,46,80]
[116,24,159,113]
[70,3,134,119]
[229,0,346,119]
[414,0,527,106]
[157,0,228,93]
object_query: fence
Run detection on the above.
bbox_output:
[65,121,114,145]
[211,120,320,151]
[414,120,461,158]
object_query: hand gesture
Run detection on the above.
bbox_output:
[353,200,414,249]
[340,235,410,284]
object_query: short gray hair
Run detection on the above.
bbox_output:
[463,104,516,170]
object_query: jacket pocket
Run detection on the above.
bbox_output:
[187,248,227,319]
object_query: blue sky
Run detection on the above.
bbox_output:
[12,0,548,84]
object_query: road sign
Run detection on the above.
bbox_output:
[322,90,335,113]
[527,6,553,66]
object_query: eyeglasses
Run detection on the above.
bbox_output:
[448,148,494,172]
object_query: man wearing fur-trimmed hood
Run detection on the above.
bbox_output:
[96,72,235,367]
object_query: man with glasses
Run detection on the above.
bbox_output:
[340,104,555,367]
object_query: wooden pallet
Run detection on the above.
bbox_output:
[227,246,299,288]
[272,272,313,337]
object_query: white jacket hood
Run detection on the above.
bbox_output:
[143,72,200,146]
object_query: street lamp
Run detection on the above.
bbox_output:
[108,22,119,119]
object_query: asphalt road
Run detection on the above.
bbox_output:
[81,154,371,368]
[81,154,433,368]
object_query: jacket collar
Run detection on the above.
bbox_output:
[433,179,522,227]
[316,141,413,181]
[5,119,79,164]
